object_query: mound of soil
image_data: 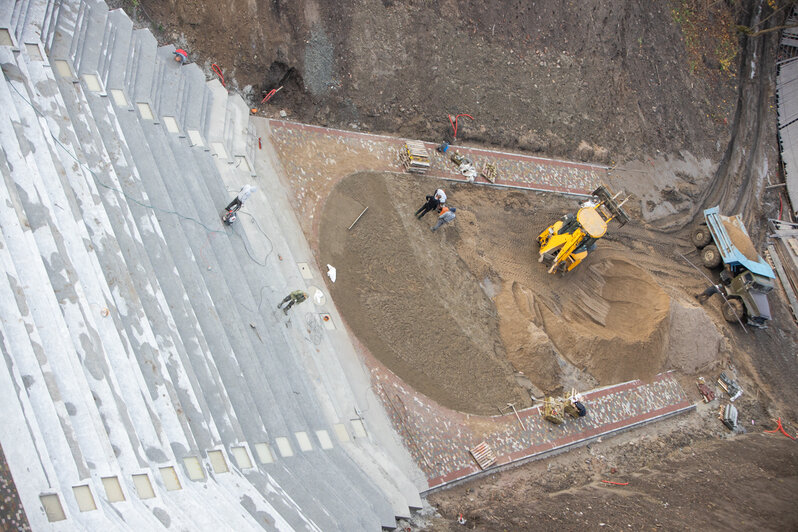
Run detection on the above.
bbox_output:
[665,301,725,374]
[722,218,759,261]
[318,172,529,415]
[536,257,671,384]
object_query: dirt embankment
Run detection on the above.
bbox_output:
[536,257,671,384]
[140,0,739,166]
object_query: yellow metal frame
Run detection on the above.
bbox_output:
[537,206,609,274]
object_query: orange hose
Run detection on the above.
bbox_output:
[764,418,796,440]
[211,63,225,87]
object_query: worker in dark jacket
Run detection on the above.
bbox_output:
[415,189,446,219]
[695,284,724,304]
[277,290,308,314]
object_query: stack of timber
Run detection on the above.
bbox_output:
[400,141,430,174]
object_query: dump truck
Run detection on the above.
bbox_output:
[691,206,775,327]
[537,185,630,274]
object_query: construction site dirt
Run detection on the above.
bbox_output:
[136,0,798,529]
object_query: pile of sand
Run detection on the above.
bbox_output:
[319,172,723,413]
[495,282,563,393]
[722,218,758,261]
[318,172,530,415]
[665,301,723,374]
[536,258,672,384]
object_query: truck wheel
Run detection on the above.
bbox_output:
[722,299,744,323]
[701,244,722,268]
[691,225,712,248]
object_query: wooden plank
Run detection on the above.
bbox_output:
[469,442,496,470]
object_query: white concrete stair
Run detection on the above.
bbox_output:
[0,0,424,528]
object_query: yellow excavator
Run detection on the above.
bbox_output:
[537,185,630,274]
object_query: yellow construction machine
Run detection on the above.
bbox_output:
[537,185,630,274]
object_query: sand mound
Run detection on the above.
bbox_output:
[665,301,723,374]
[318,172,719,413]
[538,258,671,384]
[722,219,758,261]
[495,282,562,393]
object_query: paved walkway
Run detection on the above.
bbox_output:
[269,119,607,193]
[373,367,693,491]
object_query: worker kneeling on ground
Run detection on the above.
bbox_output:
[565,393,587,418]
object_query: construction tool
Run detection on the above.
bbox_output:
[480,162,497,183]
[543,389,587,425]
[348,207,368,230]
[499,403,526,431]
[542,396,564,425]
[696,377,715,402]
[719,403,738,430]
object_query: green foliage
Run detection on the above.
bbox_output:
[671,0,738,79]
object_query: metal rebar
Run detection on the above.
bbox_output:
[348,207,368,230]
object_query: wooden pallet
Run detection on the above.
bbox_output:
[469,441,496,470]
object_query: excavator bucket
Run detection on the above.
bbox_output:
[592,185,631,227]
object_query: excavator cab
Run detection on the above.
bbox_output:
[537,185,630,274]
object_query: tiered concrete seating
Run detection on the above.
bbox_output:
[0,0,423,529]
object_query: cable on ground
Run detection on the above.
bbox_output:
[211,63,225,87]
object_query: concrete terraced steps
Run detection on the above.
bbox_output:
[0,0,422,529]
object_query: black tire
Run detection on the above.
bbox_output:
[722,299,744,323]
[691,225,712,248]
[701,244,722,268]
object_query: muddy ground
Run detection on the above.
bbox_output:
[422,411,798,531]
[130,0,798,529]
